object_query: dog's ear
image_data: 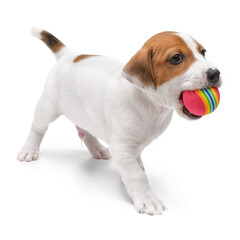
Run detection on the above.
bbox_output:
[122,48,156,89]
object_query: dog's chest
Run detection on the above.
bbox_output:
[140,108,173,148]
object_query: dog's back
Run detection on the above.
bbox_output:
[31,27,131,141]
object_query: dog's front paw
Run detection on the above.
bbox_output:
[133,192,167,215]
[17,147,39,162]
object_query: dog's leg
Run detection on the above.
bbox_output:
[18,95,60,162]
[76,126,110,159]
[137,154,145,171]
[110,142,166,215]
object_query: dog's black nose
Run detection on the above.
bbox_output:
[207,68,220,84]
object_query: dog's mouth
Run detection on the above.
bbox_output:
[179,92,202,120]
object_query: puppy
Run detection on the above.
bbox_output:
[18,28,222,215]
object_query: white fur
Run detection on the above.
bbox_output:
[31,26,43,39]
[18,31,222,215]
[175,33,203,60]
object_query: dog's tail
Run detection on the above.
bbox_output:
[31,27,71,60]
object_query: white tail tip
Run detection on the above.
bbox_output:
[31,26,43,39]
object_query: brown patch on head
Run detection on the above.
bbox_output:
[123,32,196,89]
[73,54,97,63]
[194,39,206,56]
[123,49,156,88]
[41,30,64,53]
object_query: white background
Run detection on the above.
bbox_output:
[0,0,239,239]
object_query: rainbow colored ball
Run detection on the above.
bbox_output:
[182,87,220,116]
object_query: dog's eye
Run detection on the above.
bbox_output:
[200,49,206,57]
[169,54,183,65]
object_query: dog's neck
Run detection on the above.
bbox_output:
[122,77,172,119]
[127,80,172,110]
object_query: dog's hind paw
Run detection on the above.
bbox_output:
[91,146,111,160]
[17,147,39,162]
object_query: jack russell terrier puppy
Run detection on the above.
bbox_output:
[18,28,222,215]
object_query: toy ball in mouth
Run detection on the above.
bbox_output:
[182,87,220,117]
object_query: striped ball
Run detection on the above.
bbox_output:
[182,87,220,116]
